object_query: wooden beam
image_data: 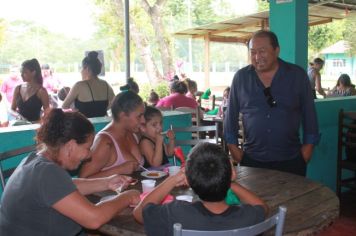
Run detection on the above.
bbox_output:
[209,36,249,44]
[308,18,333,26]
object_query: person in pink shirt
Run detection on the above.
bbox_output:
[1,66,21,104]
[156,81,198,109]
[41,64,60,94]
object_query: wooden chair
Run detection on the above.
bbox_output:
[175,107,202,126]
[172,124,219,146]
[0,144,36,190]
[173,206,287,236]
[336,109,356,197]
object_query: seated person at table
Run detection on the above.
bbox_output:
[217,86,230,118]
[184,78,198,101]
[327,74,356,97]
[79,91,145,178]
[11,58,50,122]
[62,51,115,118]
[147,89,159,107]
[133,143,267,236]
[139,106,175,168]
[0,109,140,235]
[156,80,198,109]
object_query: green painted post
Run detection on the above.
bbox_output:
[270,0,308,70]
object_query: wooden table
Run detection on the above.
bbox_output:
[91,167,339,236]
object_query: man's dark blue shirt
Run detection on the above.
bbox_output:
[224,58,320,162]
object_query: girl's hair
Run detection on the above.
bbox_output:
[119,77,140,94]
[36,109,94,148]
[111,91,144,121]
[170,80,188,94]
[144,106,162,123]
[22,59,43,85]
[82,51,102,76]
[148,90,159,105]
[185,78,197,93]
[223,86,231,95]
[337,74,353,87]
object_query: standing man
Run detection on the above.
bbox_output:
[308,58,326,99]
[224,30,319,176]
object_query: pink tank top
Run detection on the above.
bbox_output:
[100,131,144,171]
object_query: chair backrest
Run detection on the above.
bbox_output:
[0,144,36,189]
[175,107,201,126]
[338,109,356,162]
[172,124,218,146]
[173,206,287,236]
[157,106,173,111]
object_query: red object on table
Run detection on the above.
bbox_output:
[174,146,185,167]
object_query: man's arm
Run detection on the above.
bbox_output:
[300,69,320,162]
[314,72,326,98]
[224,72,244,162]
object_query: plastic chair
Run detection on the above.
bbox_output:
[0,144,36,190]
[175,107,202,126]
[336,109,356,197]
[173,206,287,236]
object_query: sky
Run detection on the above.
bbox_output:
[0,0,96,39]
[0,0,258,38]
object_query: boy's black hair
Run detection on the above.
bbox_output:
[186,143,231,202]
[144,106,162,122]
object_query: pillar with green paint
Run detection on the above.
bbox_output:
[269,0,308,70]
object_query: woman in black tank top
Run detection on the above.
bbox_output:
[11,59,49,122]
[62,51,114,118]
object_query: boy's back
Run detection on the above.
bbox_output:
[143,200,264,236]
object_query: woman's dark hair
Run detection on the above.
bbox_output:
[144,106,162,122]
[185,78,197,93]
[313,58,324,66]
[82,51,102,76]
[120,77,140,94]
[22,59,43,85]
[250,30,280,49]
[36,109,94,148]
[186,143,231,202]
[337,74,353,87]
[148,90,159,105]
[111,91,144,121]
[170,81,188,94]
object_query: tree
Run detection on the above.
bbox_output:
[308,20,345,59]
[0,19,5,48]
[344,16,356,56]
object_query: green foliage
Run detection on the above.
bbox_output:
[308,20,345,59]
[257,0,269,11]
[0,19,6,47]
[344,16,356,56]
[139,82,170,102]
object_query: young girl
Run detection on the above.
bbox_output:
[140,106,175,167]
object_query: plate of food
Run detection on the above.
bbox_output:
[141,170,167,179]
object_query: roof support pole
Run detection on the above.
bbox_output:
[270,0,308,70]
[124,0,130,80]
[204,34,210,90]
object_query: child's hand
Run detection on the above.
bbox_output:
[155,133,164,144]
[172,169,187,187]
[166,130,175,140]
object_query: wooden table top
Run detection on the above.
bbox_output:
[90,167,339,236]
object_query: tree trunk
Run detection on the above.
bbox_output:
[141,0,175,80]
[113,0,163,84]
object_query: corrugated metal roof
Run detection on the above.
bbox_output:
[174,3,356,44]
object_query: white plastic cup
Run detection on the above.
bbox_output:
[141,179,156,193]
[168,166,180,176]
[176,195,193,202]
